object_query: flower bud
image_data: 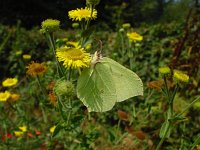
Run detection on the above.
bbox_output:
[54,79,74,97]
[41,19,60,33]
[86,0,100,6]
[72,23,79,28]
[173,70,189,83]
[159,66,170,75]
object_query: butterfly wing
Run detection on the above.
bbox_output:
[77,62,117,112]
[100,57,143,102]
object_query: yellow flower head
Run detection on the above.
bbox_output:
[16,51,22,56]
[41,19,60,33]
[23,54,31,60]
[19,125,27,132]
[56,47,91,69]
[14,131,24,137]
[0,91,11,102]
[10,93,20,101]
[66,41,80,48]
[2,78,18,87]
[68,7,97,21]
[122,23,131,29]
[26,62,47,77]
[50,125,56,133]
[173,70,189,83]
[127,32,143,42]
[159,66,170,75]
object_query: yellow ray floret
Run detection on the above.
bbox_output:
[56,47,91,69]
[68,7,97,21]
[0,91,11,102]
[2,78,18,87]
[127,32,143,42]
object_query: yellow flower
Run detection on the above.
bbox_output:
[127,32,143,42]
[159,66,170,75]
[41,19,60,33]
[23,54,31,60]
[56,47,91,69]
[26,62,47,77]
[122,23,131,29]
[66,41,80,48]
[16,51,22,56]
[2,78,18,87]
[19,125,27,132]
[0,91,11,102]
[85,44,92,50]
[68,7,97,21]
[197,145,200,150]
[50,125,56,133]
[14,131,24,137]
[173,70,189,83]
[10,93,20,101]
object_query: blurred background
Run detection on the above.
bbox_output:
[0,0,197,28]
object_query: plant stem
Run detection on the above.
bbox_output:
[36,76,47,97]
[48,33,64,77]
[175,95,200,118]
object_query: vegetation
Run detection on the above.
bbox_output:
[0,0,200,149]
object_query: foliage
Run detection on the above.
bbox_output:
[0,1,200,149]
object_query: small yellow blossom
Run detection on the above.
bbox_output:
[23,54,31,60]
[159,66,170,75]
[14,131,24,137]
[19,125,27,132]
[0,91,11,102]
[68,7,97,21]
[56,47,91,69]
[127,32,143,42]
[50,125,56,133]
[122,23,131,29]
[10,93,20,101]
[173,70,189,83]
[2,78,18,87]
[66,41,80,48]
[197,145,200,150]
[85,44,92,50]
[16,51,22,56]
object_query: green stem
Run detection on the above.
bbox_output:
[156,123,170,150]
[36,76,47,97]
[175,95,200,119]
[67,67,72,81]
[48,33,64,77]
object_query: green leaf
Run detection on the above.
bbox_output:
[77,57,143,112]
[190,134,200,150]
[159,121,171,138]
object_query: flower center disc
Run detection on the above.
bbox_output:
[66,48,84,60]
